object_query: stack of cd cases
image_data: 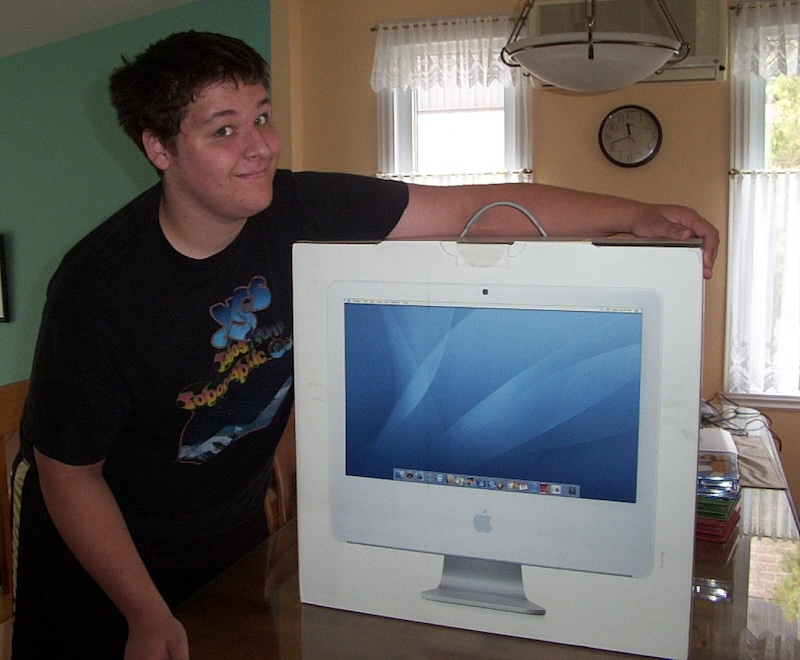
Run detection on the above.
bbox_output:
[696,427,741,543]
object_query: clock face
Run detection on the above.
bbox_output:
[598,105,662,167]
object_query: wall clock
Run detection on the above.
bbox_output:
[598,105,662,168]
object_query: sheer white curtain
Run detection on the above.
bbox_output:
[371,15,521,93]
[727,1,800,402]
[370,15,531,185]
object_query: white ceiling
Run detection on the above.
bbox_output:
[0,0,199,58]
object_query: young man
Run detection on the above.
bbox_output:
[11,31,719,660]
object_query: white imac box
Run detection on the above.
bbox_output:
[293,238,704,659]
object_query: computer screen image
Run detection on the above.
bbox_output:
[344,300,642,504]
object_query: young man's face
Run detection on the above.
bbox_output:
[149,81,282,225]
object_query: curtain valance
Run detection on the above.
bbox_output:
[732,1,800,78]
[370,15,522,92]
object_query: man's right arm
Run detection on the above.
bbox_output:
[34,449,189,660]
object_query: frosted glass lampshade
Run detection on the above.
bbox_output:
[506,32,680,93]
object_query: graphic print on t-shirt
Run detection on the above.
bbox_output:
[174,275,293,463]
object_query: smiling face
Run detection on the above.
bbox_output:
[144,81,282,231]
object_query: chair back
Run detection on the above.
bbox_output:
[0,379,28,594]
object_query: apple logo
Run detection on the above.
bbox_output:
[473,509,492,533]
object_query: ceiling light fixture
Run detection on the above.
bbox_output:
[502,0,689,93]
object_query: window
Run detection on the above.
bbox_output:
[727,1,800,406]
[371,15,532,185]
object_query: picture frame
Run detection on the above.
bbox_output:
[0,234,9,322]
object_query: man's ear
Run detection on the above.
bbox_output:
[142,130,171,172]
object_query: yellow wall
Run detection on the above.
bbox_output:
[271,0,799,501]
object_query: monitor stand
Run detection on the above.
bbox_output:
[421,555,546,615]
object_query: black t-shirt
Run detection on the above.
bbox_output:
[21,169,408,568]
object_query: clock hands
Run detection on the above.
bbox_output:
[611,123,636,145]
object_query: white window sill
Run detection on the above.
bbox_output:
[723,392,800,412]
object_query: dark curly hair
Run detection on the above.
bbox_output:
[109,31,270,156]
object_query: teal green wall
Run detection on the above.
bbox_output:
[0,0,271,385]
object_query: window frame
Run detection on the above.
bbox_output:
[377,83,531,183]
[725,69,800,409]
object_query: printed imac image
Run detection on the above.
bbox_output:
[328,281,661,610]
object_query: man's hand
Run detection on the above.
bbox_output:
[629,204,720,279]
[125,610,189,660]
